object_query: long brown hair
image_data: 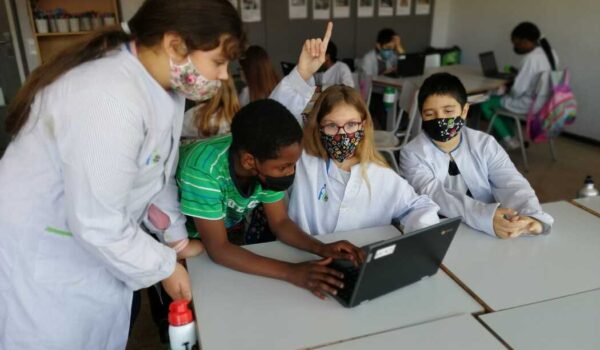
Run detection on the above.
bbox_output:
[304,85,389,189]
[239,45,280,101]
[6,0,245,136]
[194,78,240,137]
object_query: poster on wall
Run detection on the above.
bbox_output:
[395,0,411,15]
[415,0,430,15]
[228,0,239,11]
[313,0,331,20]
[357,0,375,18]
[289,0,308,19]
[241,0,262,22]
[378,0,394,16]
[333,0,350,18]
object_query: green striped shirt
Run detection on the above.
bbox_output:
[177,135,284,231]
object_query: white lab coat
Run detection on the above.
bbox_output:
[288,153,440,235]
[360,49,396,76]
[321,61,355,87]
[239,86,250,107]
[502,46,559,113]
[400,128,554,236]
[0,47,180,349]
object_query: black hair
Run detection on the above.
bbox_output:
[326,41,338,63]
[511,21,555,70]
[376,28,396,46]
[418,73,467,112]
[230,99,303,161]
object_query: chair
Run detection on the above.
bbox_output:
[374,89,420,173]
[280,61,295,76]
[486,72,557,172]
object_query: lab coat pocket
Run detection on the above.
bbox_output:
[33,228,97,285]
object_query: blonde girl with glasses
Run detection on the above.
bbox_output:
[287,85,440,235]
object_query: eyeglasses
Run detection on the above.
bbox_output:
[320,121,364,136]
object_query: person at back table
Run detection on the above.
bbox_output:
[360,28,405,77]
[400,73,554,239]
[239,45,280,107]
[480,22,559,150]
[318,41,354,87]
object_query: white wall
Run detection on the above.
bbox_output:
[431,0,600,141]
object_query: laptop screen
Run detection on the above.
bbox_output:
[479,51,499,75]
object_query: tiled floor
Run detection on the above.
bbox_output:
[126,134,600,350]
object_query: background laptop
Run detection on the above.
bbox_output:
[387,53,426,78]
[327,217,461,308]
[479,51,516,80]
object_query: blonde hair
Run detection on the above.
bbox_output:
[303,85,389,188]
[194,78,240,137]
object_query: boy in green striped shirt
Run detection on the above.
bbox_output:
[172,100,364,299]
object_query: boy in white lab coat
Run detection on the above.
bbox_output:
[400,73,554,239]
[360,28,405,77]
[287,85,440,235]
[317,41,354,87]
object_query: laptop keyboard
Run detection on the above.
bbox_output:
[330,261,361,302]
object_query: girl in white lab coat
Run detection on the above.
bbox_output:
[0,1,244,349]
[287,85,440,235]
[400,73,554,239]
[480,22,559,149]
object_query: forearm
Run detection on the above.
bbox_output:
[272,218,323,255]
[206,242,294,281]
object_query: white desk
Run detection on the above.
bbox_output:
[480,288,600,350]
[372,65,507,95]
[443,201,600,311]
[314,314,506,350]
[187,226,483,350]
[573,196,600,217]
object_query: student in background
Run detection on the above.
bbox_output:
[400,73,554,239]
[480,22,559,150]
[360,28,405,77]
[318,41,354,87]
[239,45,280,106]
[181,78,240,139]
[0,0,245,349]
[287,85,440,235]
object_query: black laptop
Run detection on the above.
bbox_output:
[479,51,515,80]
[327,217,461,308]
[387,53,426,78]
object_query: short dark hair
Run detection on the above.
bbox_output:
[418,73,467,112]
[511,22,540,42]
[377,28,396,46]
[230,99,303,161]
[326,41,338,62]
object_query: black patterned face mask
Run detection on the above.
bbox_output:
[422,116,465,142]
[320,130,365,163]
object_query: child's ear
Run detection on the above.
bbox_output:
[240,152,257,172]
[461,103,470,119]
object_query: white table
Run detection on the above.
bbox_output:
[573,196,600,217]
[313,314,506,350]
[480,288,600,350]
[443,201,600,311]
[187,226,483,350]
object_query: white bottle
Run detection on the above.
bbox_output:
[577,176,599,198]
[168,299,198,350]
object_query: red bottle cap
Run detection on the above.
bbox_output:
[168,299,194,326]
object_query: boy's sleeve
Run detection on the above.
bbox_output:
[485,138,554,234]
[389,172,440,233]
[400,148,499,236]
[258,189,286,204]
[177,166,226,221]
[269,67,316,124]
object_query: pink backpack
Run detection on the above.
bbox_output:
[526,70,577,143]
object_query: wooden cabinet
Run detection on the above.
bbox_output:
[26,0,120,63]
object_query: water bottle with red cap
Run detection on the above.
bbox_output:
[168,299,198,350]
